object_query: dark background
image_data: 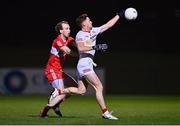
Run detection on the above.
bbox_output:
[1,0,180,94]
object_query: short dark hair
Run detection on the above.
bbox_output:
[76,13,88,28]
[55,21,69,34]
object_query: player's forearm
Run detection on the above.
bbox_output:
[77,44,93,51]
[106,15,120,28]
[78,47,93,52]
[60,46,71,54]
[100,15,119,33]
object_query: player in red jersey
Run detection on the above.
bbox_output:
[39,21,77,117]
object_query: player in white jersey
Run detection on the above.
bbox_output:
[75,27,100,76]
[62,12,124,120]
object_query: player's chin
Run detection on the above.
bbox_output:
[65,33,70,37]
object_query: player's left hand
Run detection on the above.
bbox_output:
[61,46,71,54]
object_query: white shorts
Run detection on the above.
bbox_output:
[51,79,64,89]
[77,57,95,77]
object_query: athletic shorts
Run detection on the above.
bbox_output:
[45,68,64,83]
[77,57,95,78]
[45,68,78,88]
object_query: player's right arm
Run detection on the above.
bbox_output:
[76,35,93,52]
[76,33,107,52]
[76,36,107,52]
[76,42,93,52]
[57,40,71,55]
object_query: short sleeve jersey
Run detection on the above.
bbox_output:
[75,27,101,56]
[46,35,74,71]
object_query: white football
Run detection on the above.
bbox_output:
[125,7,138,20]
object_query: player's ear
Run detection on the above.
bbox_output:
[81,22,85,28]
[82,24,85,28]
[60,30,63,34]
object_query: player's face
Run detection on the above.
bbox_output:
[61,23,70,37]
[83,17,92,30]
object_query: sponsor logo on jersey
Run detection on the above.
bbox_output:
[85,39,91,45]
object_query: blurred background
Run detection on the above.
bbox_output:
[0,0,180,95]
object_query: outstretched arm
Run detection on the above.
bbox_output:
[100,14,120,33]
[77,42,93,52]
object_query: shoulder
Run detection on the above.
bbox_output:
[68,37,74,41]
[53,35,63,46]
[76,31,83,37]
[92,27,100,30]
[76,31,85,39]
[92,27,101,34]
[76,31,87,43]
[67,37,74,43]
[54,35,62,42]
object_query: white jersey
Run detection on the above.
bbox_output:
[75,27,101,56]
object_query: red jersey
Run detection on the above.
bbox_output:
[46,35,74,71]
[45,35,74,83]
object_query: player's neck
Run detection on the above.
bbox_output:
[82,26,91,33]
[60,34,67,42]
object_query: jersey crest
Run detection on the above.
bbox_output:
[85,39,91,45]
